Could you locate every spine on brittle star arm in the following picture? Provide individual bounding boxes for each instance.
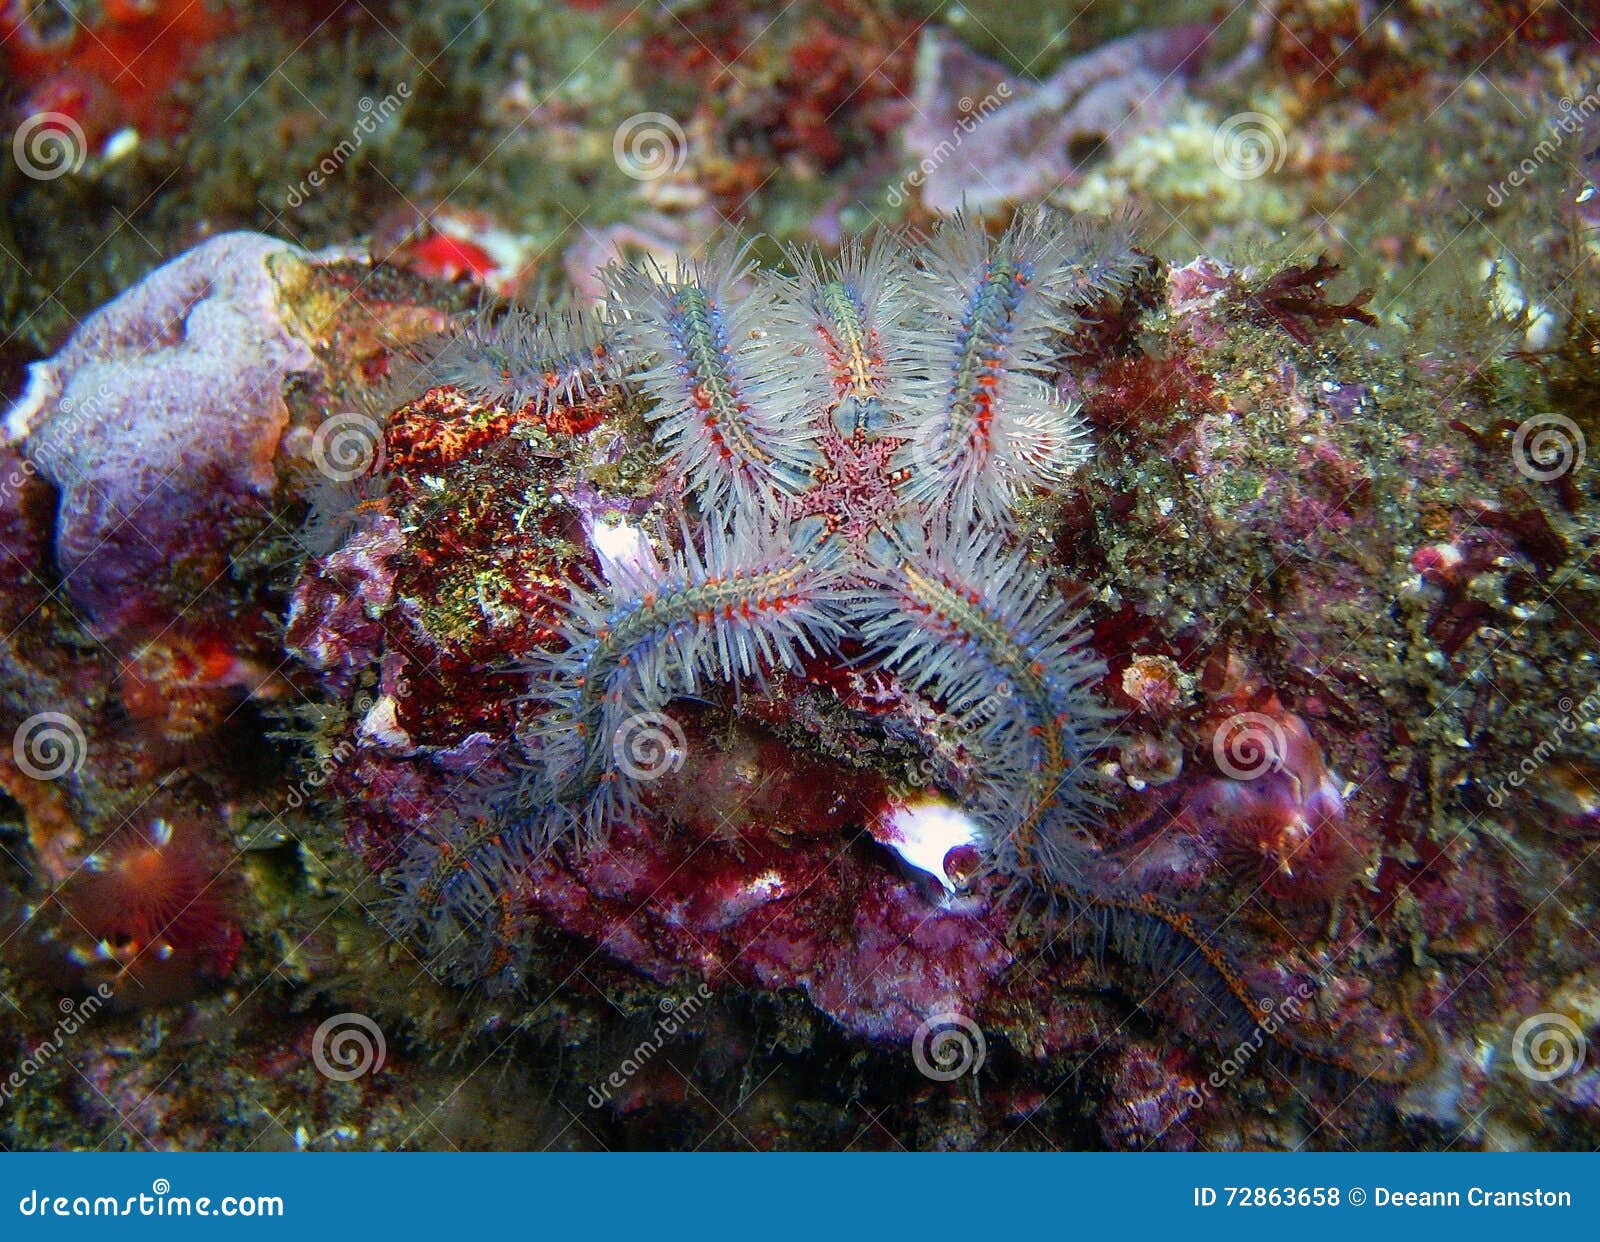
[524,521,849,848]
[409,302,622,414]
[900,211,1101,526]
[774,234,926,438]
[1078,892,1280,1049]
[854,526,1111,885]
[387,812,544,992]
[1092,892,1427,1081]
[603,242,829,514]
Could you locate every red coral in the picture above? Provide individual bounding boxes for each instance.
[396,233,498,286]
[1263,0,1590,108]
[769,3,919,172]
[385,383,613,472]
[1409,495,1577,656]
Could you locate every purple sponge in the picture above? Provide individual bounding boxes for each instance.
[4,233,315,635]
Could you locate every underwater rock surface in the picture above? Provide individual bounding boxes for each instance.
[4,209,1596,1150]
[1,0,1597,1154]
